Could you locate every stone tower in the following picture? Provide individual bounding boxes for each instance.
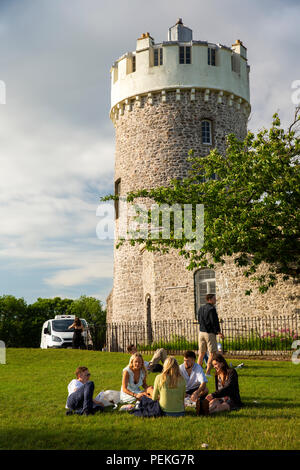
[106,20,298,324]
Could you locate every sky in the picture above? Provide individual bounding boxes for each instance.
[0,0,299,306]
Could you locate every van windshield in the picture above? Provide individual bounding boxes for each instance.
[52,319,87,332]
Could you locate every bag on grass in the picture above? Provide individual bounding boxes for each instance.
[128,395,163,418]
[94,390,120,407]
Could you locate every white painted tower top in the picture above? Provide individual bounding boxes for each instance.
[110,20,250,112]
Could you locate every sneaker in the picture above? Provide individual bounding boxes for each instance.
[65,410,73,416]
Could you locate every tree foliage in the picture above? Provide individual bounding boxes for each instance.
[106,113,300,294]
[0,295,106,348]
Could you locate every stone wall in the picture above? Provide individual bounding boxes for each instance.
[107,88,299,324]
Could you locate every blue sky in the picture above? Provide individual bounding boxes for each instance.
[0,0,299,305]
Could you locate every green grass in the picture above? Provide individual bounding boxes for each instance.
[0,348,299,450]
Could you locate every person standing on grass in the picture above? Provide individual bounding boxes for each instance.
[202,354,243,415]
[120,353,152,403]
[179,350,209,402]
[197,294,224,376]
[68,317,86,349]
[66,366,104,416]
[127,344,167,373]
[152,356,186,417]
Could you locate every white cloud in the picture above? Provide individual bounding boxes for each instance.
[44,257,113,287]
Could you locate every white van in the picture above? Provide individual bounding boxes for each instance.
[40,315,89,349]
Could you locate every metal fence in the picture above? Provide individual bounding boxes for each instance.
[100,315,299,357]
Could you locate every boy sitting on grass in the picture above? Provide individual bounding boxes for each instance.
[66,366,104,416]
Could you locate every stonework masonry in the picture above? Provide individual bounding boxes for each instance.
[106,89,299,323]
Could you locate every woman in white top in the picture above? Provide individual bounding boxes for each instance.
[120,353,150,403]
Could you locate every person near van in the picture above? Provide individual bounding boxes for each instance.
[152,356,186,417]
[127,344,167,372]
[68,317,86,349]
[66,366,104,415]
[197,294,224,376]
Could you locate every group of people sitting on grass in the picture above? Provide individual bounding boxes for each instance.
[65,345,243,417]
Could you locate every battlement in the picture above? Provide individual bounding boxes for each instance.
[110,21,250,112]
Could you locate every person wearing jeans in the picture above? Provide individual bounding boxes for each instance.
[66,366,104,415]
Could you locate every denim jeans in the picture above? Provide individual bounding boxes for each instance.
[67,381,95,414]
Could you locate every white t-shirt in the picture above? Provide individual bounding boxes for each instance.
[179,362,207,391]
[68,379,84,395]
[66,379,84,408]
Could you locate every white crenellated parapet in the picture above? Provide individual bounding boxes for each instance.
[110,87,251,124]
[110,28,250,113]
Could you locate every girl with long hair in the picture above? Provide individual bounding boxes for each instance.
[152,356,186,417]
[120,353,149,403]
[205,353,243,414]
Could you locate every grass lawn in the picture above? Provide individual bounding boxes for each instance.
[0,348,299,450]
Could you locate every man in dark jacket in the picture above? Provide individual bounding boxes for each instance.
[197,294,224,376]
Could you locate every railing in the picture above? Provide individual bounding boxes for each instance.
[100,315,299,356]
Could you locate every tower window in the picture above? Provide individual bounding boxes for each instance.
[208,47,216,66]
[114,178,121,219]
[194,269,216,318]
[179,46,191,64]
[201,120,212,145]
[154,47,163,66]
[127,55,136,74]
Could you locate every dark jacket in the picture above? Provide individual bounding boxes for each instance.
[197,303,221,335]
[212,368,243,409]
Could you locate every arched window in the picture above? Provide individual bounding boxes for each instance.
[194,269,216,318]
[201,120,212,145]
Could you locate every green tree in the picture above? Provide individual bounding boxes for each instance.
[104,113,300,294]
[0,295,28,347]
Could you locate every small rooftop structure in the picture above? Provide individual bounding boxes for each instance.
[168,18,193,42]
